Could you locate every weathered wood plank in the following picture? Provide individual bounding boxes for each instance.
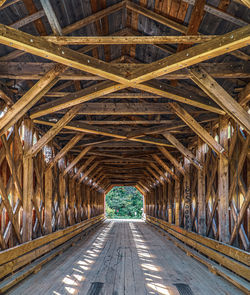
[44,35,218,45]
[169,102,225,155]
[129,25,250,83]
[162,131,202,169]
[190,66,250,134]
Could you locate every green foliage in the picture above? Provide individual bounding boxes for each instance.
[105,186,143,219]
[105,206,115,219]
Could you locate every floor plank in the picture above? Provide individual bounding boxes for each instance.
[7,220,244,295]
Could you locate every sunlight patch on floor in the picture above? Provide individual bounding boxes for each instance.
[129,222,179,295]
[52,222,114,295]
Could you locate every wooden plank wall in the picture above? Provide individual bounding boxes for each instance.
[0,118,105,250]
[145,119,249,251]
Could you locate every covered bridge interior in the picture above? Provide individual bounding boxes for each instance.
[0,0,249,294]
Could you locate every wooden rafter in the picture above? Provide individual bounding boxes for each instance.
[1,62,248,80]
[0,65,65,136]
[129,25,250,83]
[126,0,187,34]
[169,102,225,156]
[32,119,175,148]
[43,35,218,45]
[162,131,202,169]
[190,67,250,134]
[46,133,84,171]
[63,146,92,176]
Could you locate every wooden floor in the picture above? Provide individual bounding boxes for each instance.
[8,220,243,295]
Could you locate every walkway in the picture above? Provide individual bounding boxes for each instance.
[7,220,243,295]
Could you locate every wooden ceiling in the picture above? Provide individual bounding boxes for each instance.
[0,0,249,192]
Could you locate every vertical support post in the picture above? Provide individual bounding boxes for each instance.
[103,191,105,215]
[175,171,180,226]
[22,119,33,242]
[68,177,76,225]
[247,158,250,242]
[143,192,146,215]
[44,167,52,234]
[59,172,66,228]
[168,182,173,223]
[197,137,206,235]
[87,187,91,219]
[158,185,162,219]
[184,158,191,231]
[218,116,230,243]
[155,186,158,218]
[76,182,81,222]
[162,182,166,220]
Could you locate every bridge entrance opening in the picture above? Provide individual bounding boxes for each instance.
[105,186,144,219]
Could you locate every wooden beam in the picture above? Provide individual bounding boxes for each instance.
[25,104,83,157]
[10,10,45,30]
[0,83,14,106]
[129,25,250,83]
[44,167,52,234]
[1,135,23,200]
[162,131,202,169]
[181,0,248,26]
[135,184,145,195]
[87,166,102,184]
[126,0,187,34]
[4,19,245,100]
[0,177,22,243]
[46,133,84,171]
[218,116,230,243]
[169,102,225,155]
[33,119,174,148]
[63,146,92,176]
[152,154,178,181]
[44,35,217,45]
[30,81,126,118]
[230,188,250,245]
[177,0,205,53]
[40,0,62,36]
[133,81,224,115]
[0,0,7,6]
[190,66,250,134]
[66,120,174,125]
[147,167,163,184]
[33,102,174,118]
[88,151,154,163]
[79,162,99,183]
[0,1,126,61]
[22,119,33,242]
[22,0,47,36]
[0,65,65,136]
[150,162,170,184]
[237,0,250,8]
[239,83,250,107]
[73,156,96,180]
[0,24,126,84]
[1,62,249,80]
[197,137,206,235]
[175,172,181,226]
[184,158,192,231]
[62,1,125,35]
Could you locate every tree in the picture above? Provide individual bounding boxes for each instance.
[105,186,143,219]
